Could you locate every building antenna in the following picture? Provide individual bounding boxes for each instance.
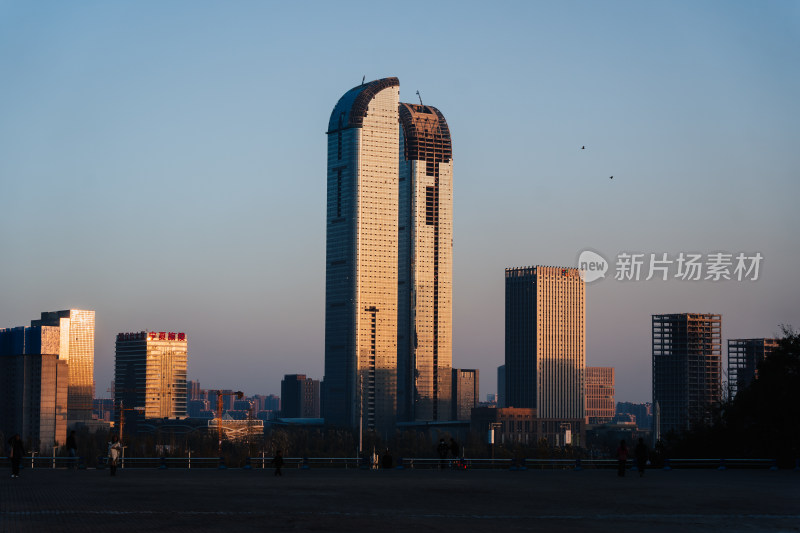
[362,75,365,85]
[416,90,423,106]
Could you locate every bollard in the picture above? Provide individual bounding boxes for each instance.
[159,457,168,470]
[718,458,726,471]
[396,457,405,470]
[243,456,252,470]
[574,458,583,471]
[770,459,778,471]
[663,458,671,471]
[218,456,227,469]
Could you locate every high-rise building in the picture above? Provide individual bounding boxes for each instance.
[505,266,585,443]
[497,365,506,408]
[451,369,479,421]
[652,313,721,437]
[32,309,95,424]
[585,367,615,424]
[114,331,188,430]
[397,102,453,423]
[281,374,321,418]
[728,338,779,399]
[324,77,400,434]
[0,325,69,453]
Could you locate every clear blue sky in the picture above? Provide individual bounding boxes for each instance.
[1,1,798,402]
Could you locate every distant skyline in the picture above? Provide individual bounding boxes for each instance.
[1,1,798,403]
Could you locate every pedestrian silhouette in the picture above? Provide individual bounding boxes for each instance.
[437,438,449,469]
[635,438,648,477]
[8,434,25,478]
[272,449,284,477]
[616,439,628,477]
[108,435,121,477]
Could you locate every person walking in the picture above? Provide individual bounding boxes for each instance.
[66,430,78,469]
[437,438,449,470]
[8,434,25,478]
[108,435,121,477]
[634,438,648,478]
[616,439,628,477]
[272,449,284,477]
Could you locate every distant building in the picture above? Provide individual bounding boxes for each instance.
[616,402,652,429]
[497,365,506,408]
[32,310,95,425]
[451,369,479,421]
[114,331,188,430]
[281,374,320,418]
[585,367,615,424]
[187,380,202,401]
[728,338,779,398]
[471,407,584,447]
[505,266,585,442]
[652,314,721,437]
[0,325,69,453]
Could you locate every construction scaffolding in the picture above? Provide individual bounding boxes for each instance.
[727,338,779,399]
[652,314,721,436]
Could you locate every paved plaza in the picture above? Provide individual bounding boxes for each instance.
[1,466,798,532]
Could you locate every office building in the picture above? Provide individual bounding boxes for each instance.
[114,331,188,430]
[281,374,321,418]
[397,102,453,422]
[585,367,615,424]
[324,77,400,434]
[505,266,585,441]
[451,369,479,421]
[32,309,95,425]
[0,325,69,453]
[652,313,721,437]
[728,338,779,398]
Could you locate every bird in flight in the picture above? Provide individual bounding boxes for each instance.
[609,176,613,179]
[581,146,585,150]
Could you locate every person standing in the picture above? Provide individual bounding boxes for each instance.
[272,449,284,477]
[66,430,78,469]
[8,434,25,478]
[634,438,648,478]
[616,439,628,477]
[108,435,121,477]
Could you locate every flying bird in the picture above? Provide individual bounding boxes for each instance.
[609,176,613,179]
[581,146,585,150]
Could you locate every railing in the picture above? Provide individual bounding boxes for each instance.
[0,456,793,470]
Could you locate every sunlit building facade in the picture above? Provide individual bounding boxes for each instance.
[114,331,188,428]
[451,369,478,421]
[397,102,453,422]
[33,309,95,424]
[0,325,69,453]
[505,266,585,443]
[585,367,615,424]
[324,77,400,434]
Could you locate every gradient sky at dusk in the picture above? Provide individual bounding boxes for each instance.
[1,1,798,403]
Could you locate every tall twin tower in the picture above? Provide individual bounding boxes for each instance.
[324,77,453,434]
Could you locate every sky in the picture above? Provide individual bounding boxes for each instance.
[1,1,798,403]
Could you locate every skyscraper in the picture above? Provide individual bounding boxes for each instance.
[0,325,69,453]
[505,266,585,442]
[652,313,721,436]
[397,102,453,422]
[325,77,400,434]
[33,309,95,424]
[727,338,778,399]
[114,331,188,428]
